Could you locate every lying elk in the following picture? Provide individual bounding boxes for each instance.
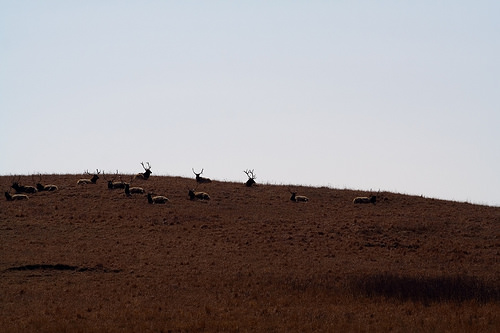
[188,188,210,201]
[36,174,58,192]
[289,188,309,202]
[353,196,377,204]
[243,169,257,187]
[103,170,128,189]
[5,191,29,201]
[193,168,211,183]
[135,162,152,180]
[77,169,101,185]
[11,177,37,194]
[147,193,169,204]
[124,183,145,196]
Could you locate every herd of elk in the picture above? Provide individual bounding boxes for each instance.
[135,162,152,180]
[4,164,379,206]
[77,169,101,185]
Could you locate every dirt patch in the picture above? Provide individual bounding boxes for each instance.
[6,264,122,273]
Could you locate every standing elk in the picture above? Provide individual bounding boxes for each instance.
[11,176,37,194]
[289,188,309,202]
[188,188,210,201]
[147,192,169,204]
[353,196,377,204]
[36,174,58,192]
[243,169,257,187]
[124,183,145,196]
[135,162,152,180]
[5,191,29,201]
[192,168,212,183]
[103,170,128,189]
[77,169,101,185]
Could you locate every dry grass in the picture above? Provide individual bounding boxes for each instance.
[1,174,499,332]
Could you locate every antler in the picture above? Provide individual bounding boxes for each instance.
[192,168,204,176]
[244,169,256,179]
[116,170,125,182]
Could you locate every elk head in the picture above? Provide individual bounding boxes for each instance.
[243,169,257,187]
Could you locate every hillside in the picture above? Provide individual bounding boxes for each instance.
[1,174,499,332]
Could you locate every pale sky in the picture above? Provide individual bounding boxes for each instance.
[1,1,499,206]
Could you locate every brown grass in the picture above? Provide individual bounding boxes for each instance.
[1,174,499,332]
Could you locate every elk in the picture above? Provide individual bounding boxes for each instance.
[192,168,212,183]
[289,188,309,202]
[36,174,58,192]
[77,169,101,185]
[188,188,210,201]
[11,176,37,194]
[124,183,145,196]
[135,162,152,180]
[5,191,29,201]
[147,193,169,204]
[103,170,128,189]
[353,196,377,204]
[243,169,257,187]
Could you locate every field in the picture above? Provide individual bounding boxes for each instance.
[1,174,499,332]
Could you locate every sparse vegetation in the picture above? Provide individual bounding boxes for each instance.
[1,174,499,332]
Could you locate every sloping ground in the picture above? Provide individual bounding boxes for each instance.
[1,174,499,332]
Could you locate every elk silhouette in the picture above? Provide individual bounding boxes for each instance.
[103,170,128,189]
[188,188,210,201]
[77,169,101,185]
[243,169,257,187]
[353,196,376,204]
[124,183,145,196]
[192,168,212,183]
[147,193,169,204]
[135,162,152,180]
[5,191,29,201]
[289,188,309,202]
[36,174,58,192]
[11,176,37,194]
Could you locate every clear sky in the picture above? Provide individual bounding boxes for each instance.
[1,1,499,206]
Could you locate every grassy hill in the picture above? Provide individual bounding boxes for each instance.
[1,174,499,332]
